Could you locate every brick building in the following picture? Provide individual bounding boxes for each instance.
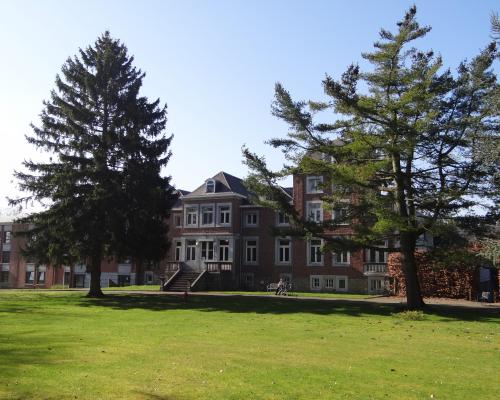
[0,218,151,290]
[0,219,66,289]
[1,170,433,294]
[163,171,398,294]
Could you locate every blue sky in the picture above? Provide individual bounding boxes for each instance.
[0,0,497,212]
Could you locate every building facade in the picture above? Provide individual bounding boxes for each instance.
[1,170,434,294]
[163,171,403,294]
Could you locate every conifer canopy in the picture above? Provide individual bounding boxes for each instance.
[244,7,498,309]
[11,32,177,297]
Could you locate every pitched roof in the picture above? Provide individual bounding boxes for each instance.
[282,187,293,198]
[184,171,250,198]
[172,189,191,209]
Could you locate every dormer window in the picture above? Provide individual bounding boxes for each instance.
[206,179,215,193]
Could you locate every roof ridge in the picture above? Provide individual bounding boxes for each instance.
[219,171,231,190]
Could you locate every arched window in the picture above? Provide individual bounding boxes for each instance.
[206,179,215,193]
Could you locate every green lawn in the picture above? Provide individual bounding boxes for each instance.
[0,291,498,400]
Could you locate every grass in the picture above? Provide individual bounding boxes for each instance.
[0,290,498,400]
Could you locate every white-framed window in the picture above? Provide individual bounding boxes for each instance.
[37,266,46,284]
[332,207,349,225]
[325,277,335,289]
[219,239,230,261]
[277,211,290,226]
[336,276,348,291]
[186,240,196,261]
[310,276,321,290]
[365,241,388,263]
[369,278,384,293]
[217,204,231,226]
[306,176,323,193]
[185,205,198,227]
[200,241,215,261]
[244,238,258,264]
[276,238,291,264]
[244,211,259,227]
[25,264,35,284]
[307,201,323,223]
[333,250,350,265]
[201,205,215,226]
[308,239,323,265]
[206,179,215,193]
[174,241,182,261]
[4,231,11,244]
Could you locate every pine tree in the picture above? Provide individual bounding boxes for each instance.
[118,134,177,285]
[10,32,177,297]
[243,7,498,309]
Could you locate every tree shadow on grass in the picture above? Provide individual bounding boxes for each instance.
[77,293,500,323]
[133,391,187,400]
[0,331,77,395]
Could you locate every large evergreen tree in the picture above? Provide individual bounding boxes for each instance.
[244,7,498,309]
[10,32,177,297]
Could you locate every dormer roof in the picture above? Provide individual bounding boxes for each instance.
[185,171,250,198]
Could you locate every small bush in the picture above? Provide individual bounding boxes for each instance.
[392,310,426,321]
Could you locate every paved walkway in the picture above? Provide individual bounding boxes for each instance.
[101,289,500,310]
[7,288,499,310]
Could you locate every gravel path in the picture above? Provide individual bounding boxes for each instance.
[102,289,500,310]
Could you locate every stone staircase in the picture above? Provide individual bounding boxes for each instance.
[164,268,201,292]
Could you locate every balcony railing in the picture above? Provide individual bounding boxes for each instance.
[363,263,388,274]
[205,262,233,273]
[164,261,181,273]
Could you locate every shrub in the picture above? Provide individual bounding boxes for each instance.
[392,310,426,321]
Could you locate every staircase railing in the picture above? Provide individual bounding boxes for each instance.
[165,261,181,273]
[163,262,183,290]
[190,270,208,291]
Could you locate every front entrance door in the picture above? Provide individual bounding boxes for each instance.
[368,277,385,294]
[185,240,197,270]
[199,241,215,271]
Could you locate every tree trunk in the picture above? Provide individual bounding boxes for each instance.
[87,253,104,298]
[400,233,425,309]
[135,259,144,286]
